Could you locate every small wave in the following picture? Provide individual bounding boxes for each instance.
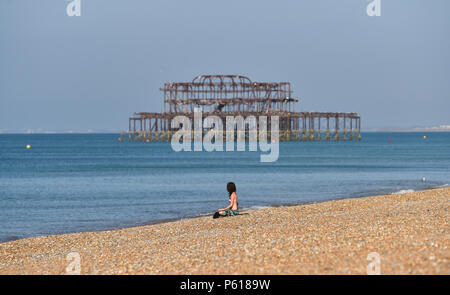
[242,205,272,211]
[391,189,415,195]
[436,184,449,188]
[194,212,214,217]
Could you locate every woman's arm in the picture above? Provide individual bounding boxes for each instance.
[218,194,235,211]
[219,202,232,211]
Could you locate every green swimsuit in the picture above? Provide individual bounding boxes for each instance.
[221,209,239,216]
[221,198,239,216]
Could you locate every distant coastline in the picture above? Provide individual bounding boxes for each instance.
[1,128,450,134]
[365,125,450,132]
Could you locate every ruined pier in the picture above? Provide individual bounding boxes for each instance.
[127,75,361,142]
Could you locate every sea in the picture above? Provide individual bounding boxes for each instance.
[0,132,449,243]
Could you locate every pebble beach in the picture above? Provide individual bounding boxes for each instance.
[0,187,448,275]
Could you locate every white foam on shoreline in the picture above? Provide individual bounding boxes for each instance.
[194,212,214,217]
[392,189,415,195]
[242,205,272,211]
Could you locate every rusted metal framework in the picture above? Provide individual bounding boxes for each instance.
[127,75,361,142]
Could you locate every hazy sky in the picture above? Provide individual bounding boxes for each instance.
[1,0,449,132]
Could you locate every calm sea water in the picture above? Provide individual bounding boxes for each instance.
[0,132,449,243]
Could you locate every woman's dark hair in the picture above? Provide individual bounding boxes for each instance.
[227,182,236,196]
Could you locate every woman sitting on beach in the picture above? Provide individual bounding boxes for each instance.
[215,182,239,217]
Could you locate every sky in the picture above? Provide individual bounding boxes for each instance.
[0,0,449,132]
